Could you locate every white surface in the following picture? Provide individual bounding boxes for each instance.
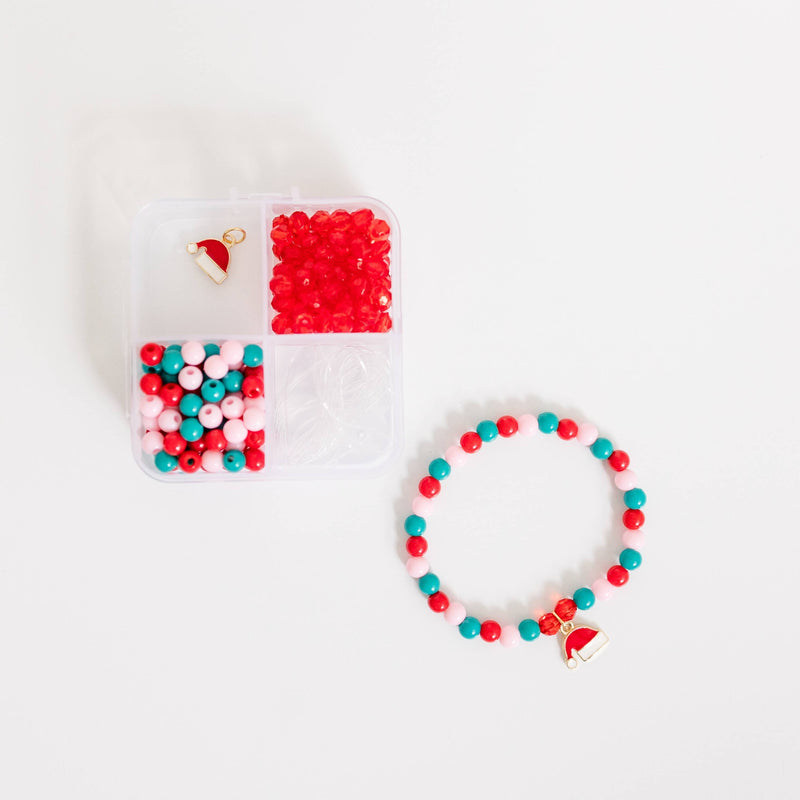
[2,2,799,798]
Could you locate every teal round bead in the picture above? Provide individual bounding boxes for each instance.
[223,370,244,393]
[141,363,162,374]
[573,587,596,610]
[538,412,558,434]
[160,350,184,375]
[161,373,178,384]
[201,379,225,403]
[404,514,427,536]
[418,573,440,595]
[243,344,263,367]
[204,343,220,357]
[620,548,642,570]
[591,437,613,459]
[165,344,182,352]
[459,616,481,639]
[223,450,246,472]
[179,418,203,442]
[428,458,451,480]
[624,488,647,509]
[179,393,203,417]
[154,451,178,472]
[476,420,499,442]
[518,619,540,641]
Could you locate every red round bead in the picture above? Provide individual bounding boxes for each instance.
[406,536,428,557]
[203,430,227,451]
[419,475,441,498]
[140,342,164,366]
[622,509,645,530]
[244,447,265,471]
[159,382,184,407]
[538,613,561,636]
[557,419,578,440]
[554,598,577,621]
[242,376,264,398]
[162,432,187,456]
[178,450,202,473]
[607,450,630,472]
[243,365,264,379]
[187,437,207,454]
[428,592,449,613]
[245,429,266,449]
[607,565,630,586]
[480,620,501,642]
[496,415,519,437]
[139,373,162,395]
[460,431,482,453]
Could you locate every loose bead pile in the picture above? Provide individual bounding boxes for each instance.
[269,209,392,334]
[404,413,647,648]
[138,341,266,474]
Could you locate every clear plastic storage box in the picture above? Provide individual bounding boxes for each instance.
[129,194,402,481]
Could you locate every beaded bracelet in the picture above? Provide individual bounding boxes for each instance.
[403,412,647,670]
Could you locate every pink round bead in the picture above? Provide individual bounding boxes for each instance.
[141,415,159,432]
[444,445,467,468]
[220,395,245,419]
[591,577,614,601]
[443,601,467,626]
[517,414,538,435]
[622,528,646,550]
[226,440,246,451]
[201,450,224,472]
[138,394,164,417]
[242,408,265,432]
[223,418,247,444]
[243,395,267,410]
[219,340,245,366]
[412,496,434,517]
[406,557,430,578]
[198,403,223,429]
[178,365,203,390]
[500,625,521,648]
[157,408,182,432]
[141,431,164,455]
[180,341,206,366]
[576,423,599,446]
[203,354,228,380]
[614,469,638,491]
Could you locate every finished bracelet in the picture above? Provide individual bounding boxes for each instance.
[403,412,647,670]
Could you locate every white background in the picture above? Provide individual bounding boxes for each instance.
[2,2,799,798]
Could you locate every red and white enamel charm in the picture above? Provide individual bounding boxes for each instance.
[187,227,246,284]
[561,620,609,669]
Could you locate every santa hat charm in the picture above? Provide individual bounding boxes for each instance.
[186,227,246,284]
[562,621,609,669]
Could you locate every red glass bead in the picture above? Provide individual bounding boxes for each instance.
[608,450,630,472]
[140,342,164,366]
[538,613,561,636]
[496,415,519,437]
[203,430,227,451]
[480,620,501,642]
[178,450,202,473]
[428,592,449,613]
[557,419,578,440]
[406,536,428,557]
[554,598,577,621]
[242,376,264,398]
[460,431,482,453]
[369,218,390,240]
[607,565,630,586]
[244,447,265,471]
[162,432,187,456]
[623,509,645,530]
[419,476,441,498]
[245,429,266,449]
[139,373,162,395]
[159,382,183,407]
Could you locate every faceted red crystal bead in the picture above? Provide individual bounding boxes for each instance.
[460,431,482,453]
[242,376,264,398]
[480,620,501,642]
[244,447,265,471]
[608,450,630,472]
[496,415,519,437]
[162,432,187,456]
[139,373,162,395]
[428,592,449,613]
[178,450,201,473]
[538,613,561,636]
[140,343,164,366]
[245,429,265,449]
[419,476,441,498]
[607,565,630,586]
[203,430,227,452]
[159,383,183,407]
[557,419,578,440]
[554,598,577,621]
[406,536,428,557]
[623,509,645,530]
